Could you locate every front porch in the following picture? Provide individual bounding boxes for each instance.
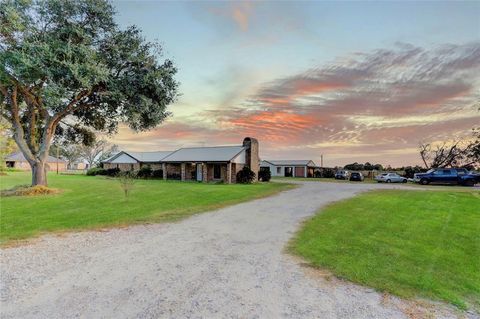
[162,162,242,183]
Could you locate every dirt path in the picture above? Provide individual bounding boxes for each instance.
[0,182,465,318]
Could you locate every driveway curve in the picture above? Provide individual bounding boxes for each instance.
[0,182,460,318]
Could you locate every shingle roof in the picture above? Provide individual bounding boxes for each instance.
[102,151,173,163]
[262,160,316,167]
[127,151,173,162]
[161,146,245,162]
[5,152,67,163]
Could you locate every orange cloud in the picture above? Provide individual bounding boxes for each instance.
[231,2,253,31]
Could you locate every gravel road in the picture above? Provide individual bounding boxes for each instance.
[0,182,469,319]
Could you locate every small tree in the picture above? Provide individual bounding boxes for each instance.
[79,139,118,168]
[236,166,256,184]
[0,0,178,186]
[118,171,136,199]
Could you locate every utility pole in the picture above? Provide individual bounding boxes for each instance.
[321,154,324,168]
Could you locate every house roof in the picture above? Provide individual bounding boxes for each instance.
[102,151,173,163]
[5,152,67,163]
[161,146,245,162]
[261,160,317,167]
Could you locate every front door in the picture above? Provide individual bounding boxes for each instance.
[196,164,203,181]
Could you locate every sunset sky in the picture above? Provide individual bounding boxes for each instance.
[111,1,480,167]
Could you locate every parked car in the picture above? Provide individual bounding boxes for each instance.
[335,170,349,180]
[349,172,364,181]
[375,172,407,183]
[414,168,480,186]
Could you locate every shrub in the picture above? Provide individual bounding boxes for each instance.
[167,173,181,180]
[105,167,120,177]
[236,166,256,184]
[86,167,106,176]
[137,165,153,178]
[152,169,164,178]
[258,167,271,182]
[322,168,335,178]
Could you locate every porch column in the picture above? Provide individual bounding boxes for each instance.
[202,163,208,183]
[304,166,307,178]
[181,163,186,181]
[162,163,167,180]
[227,162,232,184]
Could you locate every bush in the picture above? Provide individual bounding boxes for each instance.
[137,165,153,178]
[236,166,256,184]
[105,167,120,177]
[152,169,163,178]
[167,173,181,180]
[86,167,106,176]
[313,168,335,178]
[258,167,271,182]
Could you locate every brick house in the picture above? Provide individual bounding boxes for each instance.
[102,137,259,184]
[5,152,67,171]
[260,160,317,178]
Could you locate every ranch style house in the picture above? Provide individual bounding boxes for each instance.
[5,152,67,172]
[102,137,259,184]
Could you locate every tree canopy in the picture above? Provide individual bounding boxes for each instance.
[0,0,178,185]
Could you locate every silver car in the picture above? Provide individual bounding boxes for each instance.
[375,172,407,183]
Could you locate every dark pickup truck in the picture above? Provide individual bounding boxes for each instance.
[413,168,480,186]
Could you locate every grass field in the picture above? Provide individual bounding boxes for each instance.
[291,189,480,311]
[0,172,293,244]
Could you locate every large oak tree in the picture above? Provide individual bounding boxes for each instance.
[0,0,178,186]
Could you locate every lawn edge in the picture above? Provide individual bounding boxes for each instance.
[1,182,298,248]
[285,189,479,315]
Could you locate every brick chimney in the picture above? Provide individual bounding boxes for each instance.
[243,137,259,181]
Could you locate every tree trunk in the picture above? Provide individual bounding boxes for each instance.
[31,161,48,186]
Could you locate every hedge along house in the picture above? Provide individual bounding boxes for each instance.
[102,137,259,184]
[260,160,317,178]
[5,152,67,171]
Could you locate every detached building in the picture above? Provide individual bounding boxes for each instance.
[5,152,67,171]
[102,137,259,184]
[260,160,317,178]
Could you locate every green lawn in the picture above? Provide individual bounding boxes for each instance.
[0,172,293,244]
[291,190,480,311]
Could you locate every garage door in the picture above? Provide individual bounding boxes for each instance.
[294,166,305,177]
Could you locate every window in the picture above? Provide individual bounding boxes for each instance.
[276,167,281,174]
[130,164,134,171]
[442,169,452,175]
[213,164,221,179]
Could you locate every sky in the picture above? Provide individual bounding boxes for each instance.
[111,1,480,167]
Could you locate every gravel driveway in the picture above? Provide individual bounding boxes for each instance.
[0,182,466,319]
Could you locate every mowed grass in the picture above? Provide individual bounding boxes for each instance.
[291,190,480,311]
[0,172,293,244]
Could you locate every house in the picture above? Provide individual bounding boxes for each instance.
[260,160,317,178]
[67,161,90,170]
[102,151,173,171]
[5,152,67,171]
[102,137,259,184]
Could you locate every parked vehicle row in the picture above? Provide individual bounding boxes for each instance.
[332,168,479,186]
